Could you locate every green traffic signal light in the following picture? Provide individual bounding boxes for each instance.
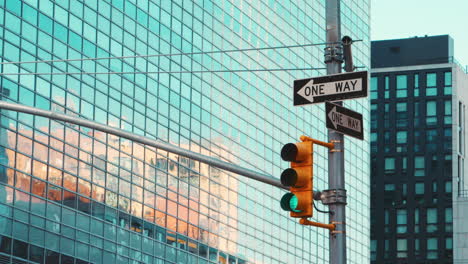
[280,193,301,212]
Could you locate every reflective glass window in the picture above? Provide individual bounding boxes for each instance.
[427,208,437,232]
[415,156,425,177]
[427,73,437,87]
[371,77,378,99]
[384,76,389,99]
[414,182,424,194]
[396,209,407,233]
[384,158,395,173]
[396,75,407,98]
[444,72,452,85]
[446,238,453,249]
[444,72,452,95]
[396,239,407,258]
[427,238,438,259]
[396,131,407,144]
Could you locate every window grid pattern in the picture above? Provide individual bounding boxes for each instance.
[0,0,370,263]
[370,68,454,264]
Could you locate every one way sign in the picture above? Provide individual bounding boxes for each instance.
[325,102,364,140]
[294,71,367,106]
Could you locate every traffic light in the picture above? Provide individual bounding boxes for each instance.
[280,141,313,218]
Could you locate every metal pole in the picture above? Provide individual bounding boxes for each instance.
[324,0,347,264]
[0,101,287,190]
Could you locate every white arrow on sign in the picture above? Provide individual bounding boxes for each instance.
[327,106,362,133]
[297,78,363,103]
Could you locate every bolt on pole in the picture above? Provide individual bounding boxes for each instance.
[325,0,347,264]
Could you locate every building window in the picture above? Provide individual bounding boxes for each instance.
[445,237,453,259]
[464,104,466,155]
[384,103,390,128]
[459,102,465,155]
[414,130,422,152]
[371,132,377,153]
[427,73,437,86]
[427,238,438,259]
[384,239,390,259]
[444,72,452,95]
[396,102,407,127]
[385,158,395,173]
[459,156,466,193]
[384,209,390,233]
[396,75,407,97]
[426,73,437,96]
[371,103,378,129]
[430,156,439,171]
[385,183,395,191]
[396,239,407,258]
[415,156,425,176]
[396,209,407,233]
[396,131,407,152]
[426,101,437,125]
[371,77,378,99]
[445,207,453,232]
[414,102,420,126]
[414,208,420,232]
[446,237,453,249]
[384,76,390,99]
[427,208,437,232]
[371,240,377,261]
[396,102,407,116]
[415,238,420,256]
[445,128,452,151]
[426,129,437,142]
[445,100,452,124]
[397,131,407,143]
[426,129,437,152]
[444,72,452,85]
[445,181,452,193]
[384,131,392,153]
[414,73,419,96]
[402,157,407,173]
[415,183,424,195]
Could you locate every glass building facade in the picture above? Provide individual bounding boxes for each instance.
[0,0,370,263]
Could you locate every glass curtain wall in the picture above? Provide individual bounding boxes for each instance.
[0,0,370,263]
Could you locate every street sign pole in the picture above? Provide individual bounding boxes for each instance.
[325,1,347,264]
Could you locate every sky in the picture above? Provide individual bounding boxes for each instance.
[371,0,468,67]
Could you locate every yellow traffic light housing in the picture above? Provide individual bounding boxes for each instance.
[280,141,313,218]
[279,136,336,230]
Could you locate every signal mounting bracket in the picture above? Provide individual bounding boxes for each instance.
[320,189,347,205]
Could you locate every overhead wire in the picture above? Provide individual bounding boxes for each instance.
[0,41,354,66]
[0,67,328,76]
[0,66,368,76]
[0,40,363,76]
